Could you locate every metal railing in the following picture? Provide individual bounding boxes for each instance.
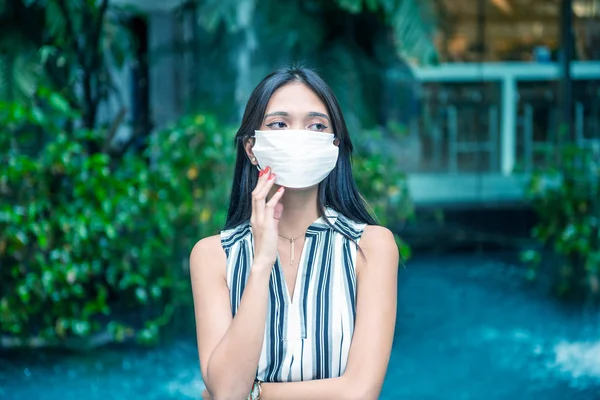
[406,61,600,175]
[519,101,600,173]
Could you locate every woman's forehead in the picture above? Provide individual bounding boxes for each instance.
[265,83,328,115]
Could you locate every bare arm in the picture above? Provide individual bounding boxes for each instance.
[259,225,399,400]
[190,238,271,400]
[191,169,285,400]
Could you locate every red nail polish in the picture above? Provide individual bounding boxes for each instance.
[265,166,271,173]
[269,174,276,180]
[277,187,284,192]
[258,170,264,177]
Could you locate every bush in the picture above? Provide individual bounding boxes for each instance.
[353,127,414,261]
[0,92,412,348]
[0,91,235,347]
[522,143,600,302]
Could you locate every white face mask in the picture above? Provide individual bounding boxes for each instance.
[252,130,339,188]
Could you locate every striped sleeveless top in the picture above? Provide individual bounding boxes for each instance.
[220,207,367,382]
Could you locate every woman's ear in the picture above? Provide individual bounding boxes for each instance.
[244,136,258,165]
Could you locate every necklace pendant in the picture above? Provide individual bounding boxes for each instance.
[290,238,295,267]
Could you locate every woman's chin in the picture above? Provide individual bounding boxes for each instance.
[280,184,319,191]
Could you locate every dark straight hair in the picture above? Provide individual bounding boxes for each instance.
[224,66,378,232]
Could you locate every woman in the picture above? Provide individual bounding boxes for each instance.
[190,67,398,400]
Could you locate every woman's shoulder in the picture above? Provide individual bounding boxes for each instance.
[356,225,398,276]
[363,225,398,263]
[361,225,395,247]
[191,234,222,253]
[190,234,225,260]
[189,234,226,279]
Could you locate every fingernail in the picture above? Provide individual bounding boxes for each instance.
[265,166,271,173]
[277,187,284,192]
[268,174,276,180]
[258,170,264,177]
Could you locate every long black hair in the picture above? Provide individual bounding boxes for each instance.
[224,66,378,231]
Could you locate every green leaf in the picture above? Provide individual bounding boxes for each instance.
[150,285,162,299]
[15,230,28,246]
[71,320,91,337]
[135,287,148,304]
[105,224,116,239]
[39,45,57,66]
[48,92,71,113]
[137,325,158,346]
[31,106,46,124]
[0,51,41,103]
[335,0,363,13]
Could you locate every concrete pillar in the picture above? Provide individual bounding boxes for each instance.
[500,75,517,176]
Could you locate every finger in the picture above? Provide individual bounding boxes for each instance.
[266,186,285,208]
[252,167,271,221]
[273,202,284,224]
[252,166,270,195]
[255,172,277,208]
[265,186,285,220]
[256,166,270,187]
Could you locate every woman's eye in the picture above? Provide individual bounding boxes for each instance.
[309,123,328,131]
[266,122,287,129]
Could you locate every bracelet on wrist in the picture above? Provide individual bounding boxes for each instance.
[247,379,262,400]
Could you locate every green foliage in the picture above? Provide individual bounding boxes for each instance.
[333,0,438,65]
[353,128,415,261]
[147,113,237,256]
[0,90,234,346]
[197,0,437,64]
[0,0,134,129]
[179,0,437,130]
[0,37,42,103]
[522,143,600,301]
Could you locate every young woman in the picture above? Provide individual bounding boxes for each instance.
[190,67,398,400]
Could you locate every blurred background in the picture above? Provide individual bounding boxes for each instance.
[1,0,599,398]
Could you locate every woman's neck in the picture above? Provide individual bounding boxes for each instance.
[275,186,320,238]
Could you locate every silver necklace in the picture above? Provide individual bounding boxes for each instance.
[278,233,303,266]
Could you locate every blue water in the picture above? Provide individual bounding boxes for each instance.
[1,253,599,399]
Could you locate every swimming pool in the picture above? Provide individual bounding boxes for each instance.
[1,253,599,399]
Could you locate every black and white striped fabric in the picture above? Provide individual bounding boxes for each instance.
[220,207,367,382]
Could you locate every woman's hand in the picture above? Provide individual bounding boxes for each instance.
[201,388,211,400]
[251,166,285,268]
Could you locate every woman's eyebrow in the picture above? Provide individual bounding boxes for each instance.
[308,111,330,121]
[263,111,288,120]
[263,111,330,121]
